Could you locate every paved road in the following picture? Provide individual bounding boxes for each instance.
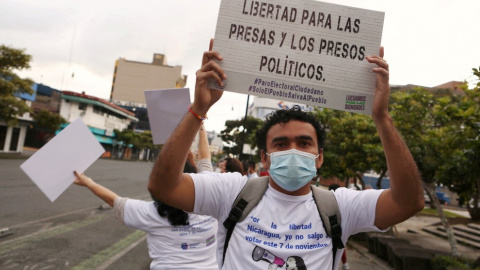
[0,158,153,269]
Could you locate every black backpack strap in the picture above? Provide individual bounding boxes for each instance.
[222,176,269,264]
[329,214,344,270]
[311,186,344,270]
[222,198,248,263]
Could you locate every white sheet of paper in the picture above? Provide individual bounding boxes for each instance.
[144,88,191,145]
[210,0,385,114]
[20,118,105,202]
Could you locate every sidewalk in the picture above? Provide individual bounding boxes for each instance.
[343,241,393,270]
[344,211,479,270]
[0,147,36,159]
[394,213,479,260]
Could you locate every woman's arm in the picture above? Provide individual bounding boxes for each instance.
[197,124,214,172]
[74,171,119,207]
[198,125,211,161]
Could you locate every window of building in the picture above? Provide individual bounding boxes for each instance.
[0,125,7,151]
[9,127,20,151]
[93,105,103,114]
[79,103,87,110]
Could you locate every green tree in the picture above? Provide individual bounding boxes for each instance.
[138,131,154,150]
[390,87,460,256]
[219,116,263,160]
[0,45,34,126]
[114,129,155,159]
[314,108,385,189]
[32,109,67,133]
[434,73,480,221]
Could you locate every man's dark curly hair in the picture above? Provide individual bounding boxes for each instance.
[256,105,326,152]
[151,161,197,226]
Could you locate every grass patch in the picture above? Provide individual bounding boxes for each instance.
[432,255,479,270]
[420,208,467,218]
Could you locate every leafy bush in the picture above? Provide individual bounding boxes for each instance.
[431,255,479,270]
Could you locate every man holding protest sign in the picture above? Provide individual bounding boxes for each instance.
[148,35,424,269]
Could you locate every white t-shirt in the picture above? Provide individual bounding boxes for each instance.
[114,198,219,270]
[191,172,385,270]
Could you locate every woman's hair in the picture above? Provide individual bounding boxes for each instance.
[329,183,340,191]
[153,198,189,226]
[152,161,197,226]
[224,157,245,175]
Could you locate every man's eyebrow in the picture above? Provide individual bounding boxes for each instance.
[296,135,314,141]
[271,135,314,144]
[271,136,288,143]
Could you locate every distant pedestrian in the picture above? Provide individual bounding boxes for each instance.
[258,168,270,177]
[247,160,258,179]
[217,157,245,175]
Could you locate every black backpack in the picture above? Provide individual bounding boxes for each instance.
[223,176,345,269]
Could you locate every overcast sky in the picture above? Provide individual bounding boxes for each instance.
[2,0,479,132]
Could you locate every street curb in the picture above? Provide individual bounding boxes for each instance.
[349,240,394,270]
[0,154,30,159]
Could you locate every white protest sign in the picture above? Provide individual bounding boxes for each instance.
[211,0,384,114]
[144,88,191,145]
[20,118,105,202]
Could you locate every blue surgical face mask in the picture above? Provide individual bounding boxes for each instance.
[266,149,319,192]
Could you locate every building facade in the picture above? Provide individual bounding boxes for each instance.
[390,81,465,94]
[0,86,36,153]
[110,54,187,104]
[59,91,138,155]
[0,105,32,153]
[111,100,150,132]
[190,129,224,156]
[31,84,62,113]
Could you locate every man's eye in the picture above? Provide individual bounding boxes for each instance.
[299,140,312,147]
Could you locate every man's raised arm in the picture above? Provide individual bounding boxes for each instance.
[367,47,424,230]
[148,39,226,212]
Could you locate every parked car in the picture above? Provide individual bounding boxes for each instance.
[469,198,480,208]
[436,191,450,205]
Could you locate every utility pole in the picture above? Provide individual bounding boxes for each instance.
[239,95,250,160]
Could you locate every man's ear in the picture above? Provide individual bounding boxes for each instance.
[316,148,324,169]
[260,150,269,170]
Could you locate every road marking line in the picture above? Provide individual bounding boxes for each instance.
[96,231,148,270]
[71,230,147,270]
[6,194,149,230]
[7,206,101,229]
[0,212,110,255]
